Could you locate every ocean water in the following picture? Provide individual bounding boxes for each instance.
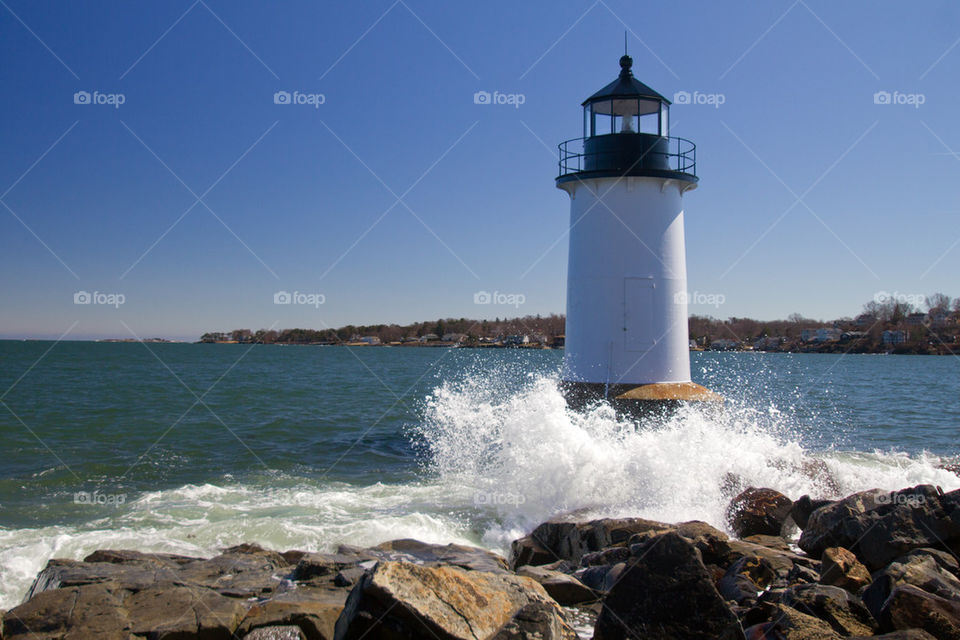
[0,341,958,608]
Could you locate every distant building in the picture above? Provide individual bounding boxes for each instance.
[929,312,953,328]
[855,313,877,327]
[753,336,783,350]
[359,336,381,345]
[882,330,907,345]
[841,331,867,342]
[504,335,529,346]
[442,333,466,343]
[551,335,566,348]
[801,328,842,343]
[420,333,439,342]
[905,313,927,326]
[710,339,739,351]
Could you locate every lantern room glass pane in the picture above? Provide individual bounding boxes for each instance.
[660,103,669,135]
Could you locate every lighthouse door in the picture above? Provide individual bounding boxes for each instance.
[624,277,655,352]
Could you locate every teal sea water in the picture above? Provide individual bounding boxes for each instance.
[1,340,959,607]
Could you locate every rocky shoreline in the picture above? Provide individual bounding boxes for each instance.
[2,484,959,639]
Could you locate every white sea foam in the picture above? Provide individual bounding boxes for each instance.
[1,375,957,609]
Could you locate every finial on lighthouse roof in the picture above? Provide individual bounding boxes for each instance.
[619,54,633,77]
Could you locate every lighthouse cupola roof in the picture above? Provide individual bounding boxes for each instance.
[582,55,669,108]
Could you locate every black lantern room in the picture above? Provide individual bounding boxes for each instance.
[557,55,696,185]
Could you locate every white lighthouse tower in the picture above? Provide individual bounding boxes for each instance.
[557,54,719,412]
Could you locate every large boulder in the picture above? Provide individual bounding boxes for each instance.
[743,604,841,639]
[862,548,960,621]
[509,517,671,568]
[791,495,834,531]
[125,584,247,639]
[876,584,960,638]
[780,584,877,636]
[237,588,346,640]
[514,566,596,605]
[798,486,960,571]
[727,487,793,538]
[819,547,872,592]
[368,539,509,573]
[3,583,132,640]
[333,561,575,640]
[593,531,744,640]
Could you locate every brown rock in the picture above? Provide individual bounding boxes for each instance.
[780,584,877,636]
[820,547,871,592]
[3,583,132,640]
[744,603,841,639]
[237,589,344,640]
[515,566,597,605]
[878,584,960,639]
[125,584,246,639]
[727,487,793,538]
[334,560,574,640]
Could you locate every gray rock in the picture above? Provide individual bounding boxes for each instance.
[798,485,960,571]
[237,587,346,640]
[369,538,509,573]
[510,517,672,568]
[515,565,597,605]
[862,548,960,621]
[593,531,744,640]
[491,602,580,640]
[243,626,307,640]
[125,584,247,639]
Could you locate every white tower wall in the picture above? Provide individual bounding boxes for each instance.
[560,175,695,387]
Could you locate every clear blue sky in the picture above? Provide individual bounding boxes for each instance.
[2,1,959,340]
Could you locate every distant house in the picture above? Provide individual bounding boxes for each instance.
[882,330,907,345]
[442,333,466,343]
[929,312,953,328]
[420,333,439,342]
[710,339,738,351]
[855,313,877,327]
[753,336,783,350]
[551,335,566,348]
[359,336,381,345]
[504,335,529,346]
[905,313,927,326]
[801,328,842,343]
[841,331,867,342]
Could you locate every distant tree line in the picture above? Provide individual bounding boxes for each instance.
[199,314,566,345]
[200,293,960,354]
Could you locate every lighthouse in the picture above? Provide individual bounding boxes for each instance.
[556,54,720,413]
